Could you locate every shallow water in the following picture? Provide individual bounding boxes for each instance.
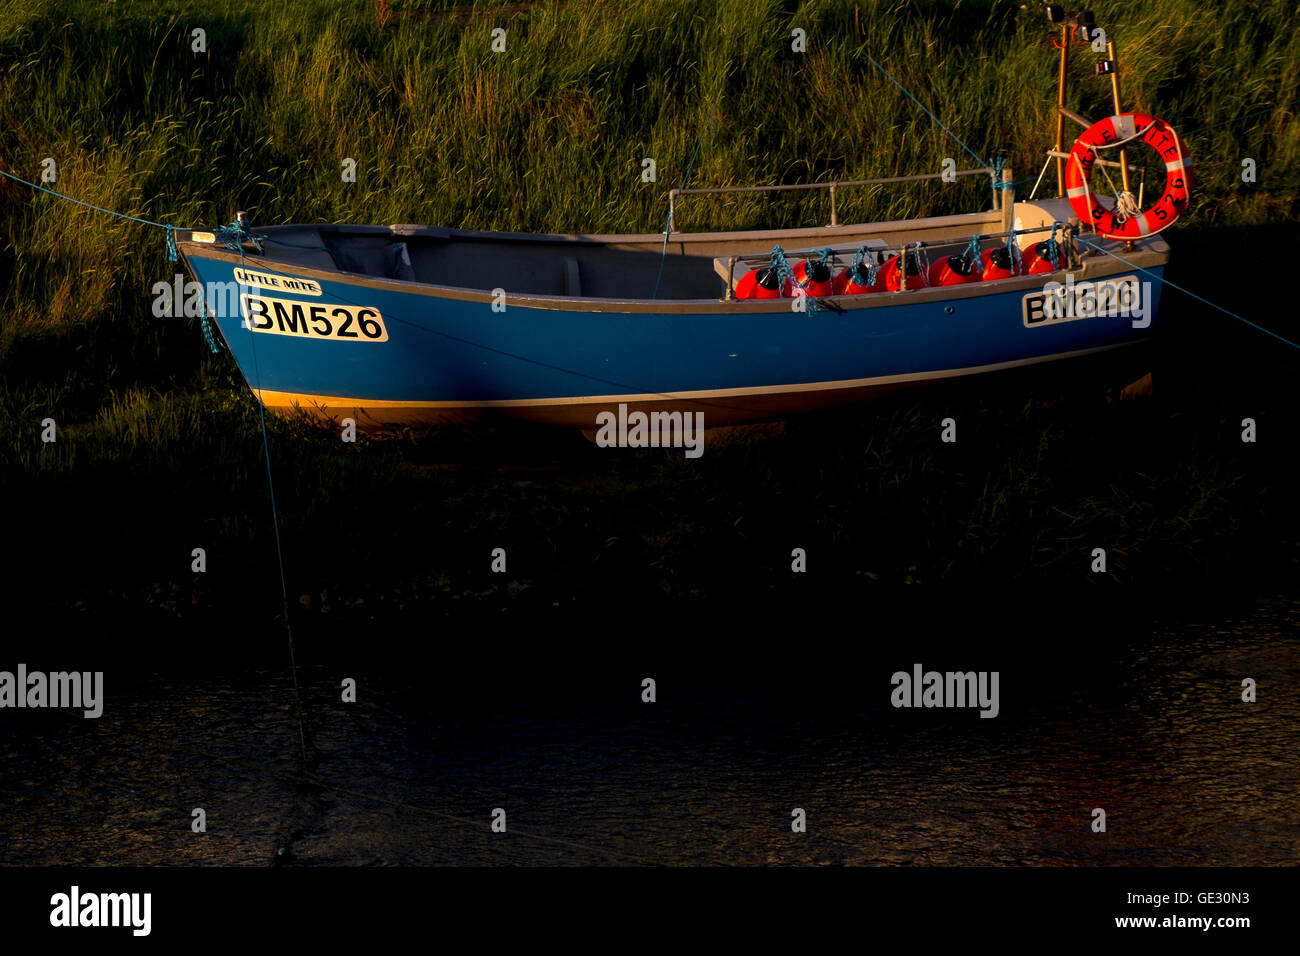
[2,597,1297,866]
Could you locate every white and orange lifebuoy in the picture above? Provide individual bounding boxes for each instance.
[1064,112,1193,240]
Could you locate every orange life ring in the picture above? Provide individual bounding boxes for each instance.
[1064,112,1193,240]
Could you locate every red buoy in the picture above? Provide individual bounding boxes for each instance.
[881,251,929,291]
[792,258,835,298]
[1020,241,1060,275]
[927,254,980,287]
[980,247,1023,281]
[834,261,883,295]
[735,266,789,299]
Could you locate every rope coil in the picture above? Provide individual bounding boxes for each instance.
[770,244,821,315]
[217,219,265,255]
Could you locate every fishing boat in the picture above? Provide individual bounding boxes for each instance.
[175,9,1191,432]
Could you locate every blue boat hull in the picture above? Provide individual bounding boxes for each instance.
[181,249,1162,429]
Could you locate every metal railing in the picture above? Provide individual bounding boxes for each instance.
[666,166,997,233]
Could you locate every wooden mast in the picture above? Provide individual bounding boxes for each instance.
[1054,19,1070,197]
[1106,39,1132,198]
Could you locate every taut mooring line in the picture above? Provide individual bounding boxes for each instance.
[864,52,987,168]
[1075,236,1300,351]
[652,70,726,299]
[233,224,312,769]
[0,162,312,765]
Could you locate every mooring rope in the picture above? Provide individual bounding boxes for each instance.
[866,53,985,167]
[0,167,175,235]
[1181,96,1300,137]
[229,222,311,770]
[0,165,783,418]
[185,741,887,866]
[6,159,1293,355]
[0,166,313,771]
[651,84,724,300]
[163,744,665,866]
[217,219,264,255]
[1076,235,1300,351]
[865,53,1016,209]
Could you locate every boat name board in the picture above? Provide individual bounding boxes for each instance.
[233,267,322,296]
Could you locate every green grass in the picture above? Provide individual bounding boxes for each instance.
[2,0,1298,615]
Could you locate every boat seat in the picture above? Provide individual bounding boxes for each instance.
[563,256,582,296]
[392,242,416,281]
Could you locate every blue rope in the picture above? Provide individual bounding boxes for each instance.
[0,167,170,229]
[990,155,1014,206]
[770,244,797,289]
[1,166,182,264]
[847,246,879,287]
[1075,236,1300,351]
[1005,229,1021,275]
[1,166,231,351]
[1046,221,1062,271]
[962,234,984,274]
[991,156,1016,187]
[770,244,821,315]
[2,164,302,763]
[865,54,985,167]
[1182,96,1300,137]
[235,218,309,767]
[652,92,723,300]
[216,219,264,255]
[198,310,221,354]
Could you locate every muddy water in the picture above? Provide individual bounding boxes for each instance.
[1,597,1296,866]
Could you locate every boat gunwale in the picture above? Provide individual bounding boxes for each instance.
[178,241,1170,314]
[191,208,1008,249]
[176,199,1170,314]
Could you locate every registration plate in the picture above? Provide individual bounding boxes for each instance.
[240,293,389,342]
